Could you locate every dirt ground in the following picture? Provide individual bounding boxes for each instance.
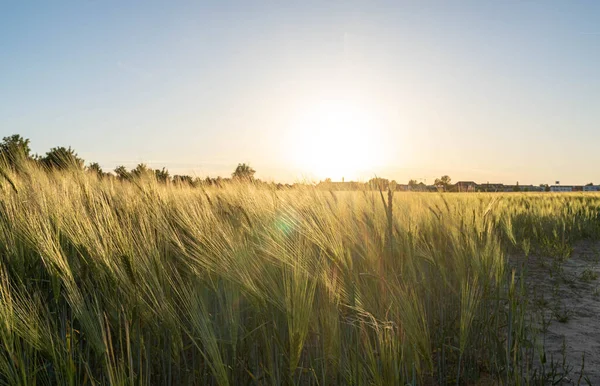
[511,241,600,384]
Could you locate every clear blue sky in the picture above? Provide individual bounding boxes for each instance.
[1,1,599,184]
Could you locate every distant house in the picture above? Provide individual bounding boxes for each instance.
[584,185,600,192]
[519,185,544,192]
[550,185,573,192]
[479,183,505,192]
[403,182,429,192]
[455,181,476,192]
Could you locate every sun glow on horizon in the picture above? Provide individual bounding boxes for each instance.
[285,94,389,181]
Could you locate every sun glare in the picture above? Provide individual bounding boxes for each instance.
[287,95,386,181]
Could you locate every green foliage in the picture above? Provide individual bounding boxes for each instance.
[114,165,130,180]
[368,177,389,190]
[231,163,255,181]
[173,174,193,186]
[128,164,171,183]
[434,175,451,190]
[131,163,151,178]
[87,162,105,177]
[154,167,170,183]
[39,146,84,170]
[0,134,31,167]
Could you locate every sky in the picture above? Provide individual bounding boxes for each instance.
[1,1,599,184]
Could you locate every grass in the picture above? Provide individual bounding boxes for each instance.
[552,306,574,324]
[1,161,600,384]
[580,268,599,283]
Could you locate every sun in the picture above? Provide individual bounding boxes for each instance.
[286,95,385,181]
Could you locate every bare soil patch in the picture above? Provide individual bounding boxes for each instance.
[511,241,600,384]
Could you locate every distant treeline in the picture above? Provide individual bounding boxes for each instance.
[1,134,586,192]
[0,134,298,189]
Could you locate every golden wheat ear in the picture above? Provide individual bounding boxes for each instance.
[0,166,17,193]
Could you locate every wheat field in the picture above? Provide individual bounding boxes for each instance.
[1,162,599,385]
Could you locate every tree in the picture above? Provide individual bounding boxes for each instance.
[39,146,84,170]
[87,162,105,177]
[0,134,31,167]
[434,175,451,191]
[408,179,418,191]
[173,175,193,186]
[114,165,130,180]
[131,163,152,178]
[513,182,520,192]
[368,177,389,190]
[154,167,170,183]
[232,163,256,181]
[586,182,594,186]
